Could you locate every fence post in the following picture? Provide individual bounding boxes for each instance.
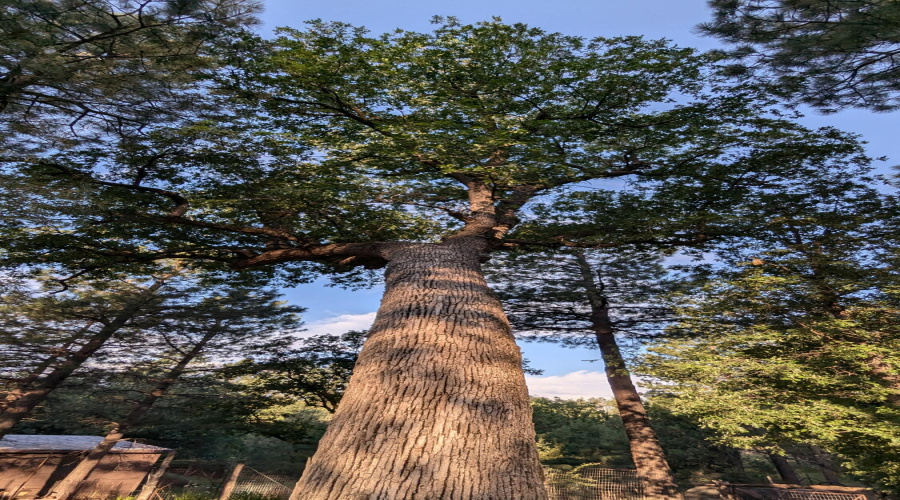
[135,451,176,500]
[218,463,244,500]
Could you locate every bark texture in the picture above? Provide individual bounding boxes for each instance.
[290,240,547,500]
[573,251,681,500]
[767,453,802,485]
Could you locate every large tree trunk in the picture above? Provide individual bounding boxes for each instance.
[572,251,681,500]
[0,280,165,439]
[289,240,547,500]
[50,329,215,500]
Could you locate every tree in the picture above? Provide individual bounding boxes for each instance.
[47,285,303,500]
[226,331,365,414]
[489,248,681,499]
[0,269,303,440]
[0,272,174,438]
[639,185,900,493]
[700,0,900,112]
[531,397,762,485]
[5,19,878,499]
[0,0,260,145]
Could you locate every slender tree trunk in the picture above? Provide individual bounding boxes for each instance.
[767,453,802,485]
[572,251,681,500]
[218,464,245,500]
[290,240,547,500]
[725,448,745,474]
[135,451,176,500]
[808,445,842,485]
[1,321,96,413]
[50,329,214,500]
[0,281,165,439]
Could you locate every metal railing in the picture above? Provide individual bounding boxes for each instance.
[231,467,295,499]
[544,467,647,500]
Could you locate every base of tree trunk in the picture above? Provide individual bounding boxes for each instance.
[289,241,547,500]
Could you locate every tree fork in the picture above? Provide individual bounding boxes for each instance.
[290,239,547,500]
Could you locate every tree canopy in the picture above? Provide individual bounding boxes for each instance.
[1,16,891,499]
[700,0,900,112]
[3,18,876,276]
[639,184,900,492]
[0,0,261,145]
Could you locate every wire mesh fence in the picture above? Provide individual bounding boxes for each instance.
[544,467,647,500]
[729,487,869,500]
[231,467,296,499]
[216,466,645,500]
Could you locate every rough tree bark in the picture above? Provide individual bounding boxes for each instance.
[808,445,842,485]
[134,451,176,500]
[289,238,547,500]
[572,250,681,500]
[767,453,802,485]
[0,280,167,439]
[50,328,216,500]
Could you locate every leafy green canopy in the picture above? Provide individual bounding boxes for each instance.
[700,0,900,112]
[639,185,900,493]
[2,19,874,281]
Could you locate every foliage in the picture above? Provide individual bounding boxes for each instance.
[224,331,365,413]
[0,269,303,390]
[1,18,876,282]
[530,397,773,485]
[639,185,900,492]
[531,397,632,467]
[487,248,670,346]
[0,0,261,145]
[700,0,900,112]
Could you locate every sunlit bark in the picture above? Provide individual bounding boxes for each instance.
[290,239,547,500]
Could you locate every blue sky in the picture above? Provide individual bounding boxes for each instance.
[259,0,898,397]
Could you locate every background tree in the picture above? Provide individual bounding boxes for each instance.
[488,248,681,499]
[226,331,365,414]
[700,0,900,112]
[639,185,900,493]
[0,271,175,438]
[531,397,780,485]
[47,284,303,500]
[0,269,303,439]
[3,18,880,500]
[0,0,261,145]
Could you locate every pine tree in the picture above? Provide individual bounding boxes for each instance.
[488,248,680,499]
[47,285,303,500]
[700,0,900,112]
[0,0,260,144]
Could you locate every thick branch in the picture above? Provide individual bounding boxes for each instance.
[230,242,400,269]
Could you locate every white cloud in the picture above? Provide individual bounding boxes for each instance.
[525,370,614,400]
[300,312,377,337]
